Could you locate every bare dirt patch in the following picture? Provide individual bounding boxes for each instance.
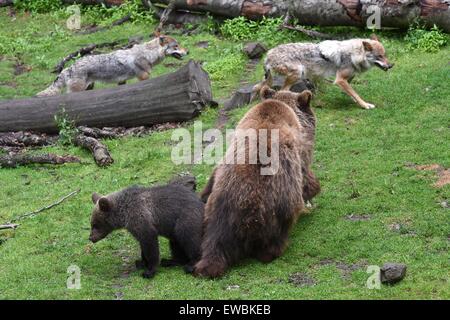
[288,272,316,287]
[407,163,450,188]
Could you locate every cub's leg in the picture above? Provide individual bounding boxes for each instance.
[134,228,160,279]
[302,169,321,202]
[67,79,88,93]
[86,82,95,91]
[161,240,189,268]
[255,236,288,263]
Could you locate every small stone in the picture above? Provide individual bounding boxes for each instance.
[195,41,209,49]
[345,214,371,221]
[389,223,402,231]
[243,42,267,59]
[380,263,407,284]
[440,201,449,209]
[226,285,240,290]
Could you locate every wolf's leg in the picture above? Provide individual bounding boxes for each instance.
[335,70,375,109]
[282,66,303,91]
[137,72,149,81]
[67,79,88,93]
[86,82,94,91]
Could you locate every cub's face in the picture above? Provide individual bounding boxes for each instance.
[159,35,188,60]
[89,193,114,243]
[260,85,312,111]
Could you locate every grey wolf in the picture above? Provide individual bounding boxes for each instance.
[194,87,316,278]
[89,183,204,278]
[37,35,188,97]
[258,35,393,109]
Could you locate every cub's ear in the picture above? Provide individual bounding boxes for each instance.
[370,34,379,42]
[362,41,373,52]
[98,197,112,212]
[92,192,102,204]
[297,90,312,108]
[260,85,276,100]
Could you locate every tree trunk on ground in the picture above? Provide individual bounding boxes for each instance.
[153,0,450,32]
[0,153,80,168]
[0,60,213,134]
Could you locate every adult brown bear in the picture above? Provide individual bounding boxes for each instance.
[194,86,320,278]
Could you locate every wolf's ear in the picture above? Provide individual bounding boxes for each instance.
[297,90,312,108]
[362,41,373,52]
[370,34,379,42]
[92,192,102,204]
[159,36,167,45]
[260,85,276,100]
[98,197,112,212]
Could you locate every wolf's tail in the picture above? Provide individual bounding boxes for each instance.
[36,70,67,97]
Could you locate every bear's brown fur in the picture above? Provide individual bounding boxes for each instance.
[89,183,204,278]
[195,87,319,278]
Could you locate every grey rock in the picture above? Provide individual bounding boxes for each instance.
[243,42,267,59]
[381,263,407,284]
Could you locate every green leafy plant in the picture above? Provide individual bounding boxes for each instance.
[82,0,155,26]
[203,51,246,83]
[219,17,298,46]
[14,0,63,13]
[54,108,78,146]
[405,22,447,52]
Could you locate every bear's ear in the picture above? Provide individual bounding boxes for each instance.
[297,90,312,108]
[370,34,379,42]
[98,197,112,212]
[260,85,276,100]
[92,192,102,204]
[362,41,373,52]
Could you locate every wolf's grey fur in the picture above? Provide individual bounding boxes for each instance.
[89,183,204,278]
[37,36,187,97]
[259,36,393,109]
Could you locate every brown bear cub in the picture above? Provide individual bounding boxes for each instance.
[89,182,204,279]
[195,86,320,278]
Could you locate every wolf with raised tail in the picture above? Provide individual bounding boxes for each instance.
[256,35,393,110]
[37,35,188,97]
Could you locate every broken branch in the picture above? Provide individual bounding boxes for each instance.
[8,189,81,224]
[0,224,19,230]
[74,134,114,167]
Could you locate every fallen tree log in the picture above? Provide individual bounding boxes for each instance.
[0,60,213,133]
[0,131,57,148]
[152,0,450,32]
[0,153,80,168]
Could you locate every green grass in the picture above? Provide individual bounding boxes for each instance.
[0,9,449,300]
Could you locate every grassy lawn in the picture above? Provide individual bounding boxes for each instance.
[0,8,449,300]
